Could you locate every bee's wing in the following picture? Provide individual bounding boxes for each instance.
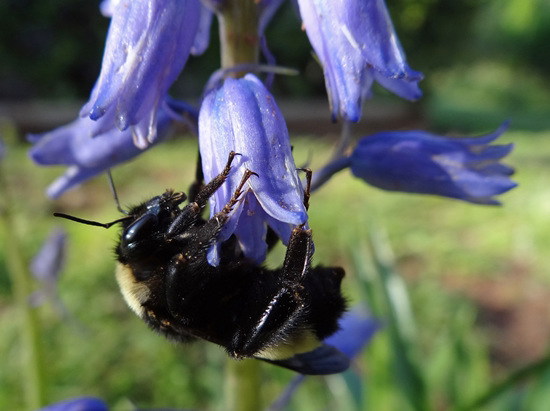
[258,343,350,375]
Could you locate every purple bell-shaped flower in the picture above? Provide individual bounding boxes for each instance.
[199,73,308,265]
[350,123,516,204]
[81,0,201,147]
[29,103,178,198]
[296,0,423,121]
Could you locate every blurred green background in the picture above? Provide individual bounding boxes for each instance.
[0,0,549,410]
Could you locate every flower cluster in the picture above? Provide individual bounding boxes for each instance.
[29,0,516,258]
[29,0,515,269]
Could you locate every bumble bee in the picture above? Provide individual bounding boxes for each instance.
[56,152,348,375]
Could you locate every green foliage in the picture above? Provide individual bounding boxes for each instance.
[1,123,550,409]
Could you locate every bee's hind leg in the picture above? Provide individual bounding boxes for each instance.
[279,167,314,282]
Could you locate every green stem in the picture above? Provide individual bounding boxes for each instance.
[224,359,262,411]
[217,2,263,410]
[0,167,45,410]
[218,0,260,71]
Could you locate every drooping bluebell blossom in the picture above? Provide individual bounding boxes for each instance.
[80,0,200,147]
[324,305,380,358]
[268,305,379,411]
[37,396,108,411]
[29,227,67,308]
[28,103,179,198]
[313,123,516,205]
[296,0,423,121]
[350,123,516,204]
[199,73,308,265]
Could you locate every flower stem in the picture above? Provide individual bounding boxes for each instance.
[311,156,352,192]
[218,0,260,72]
[224,359,262,411]
[0,167,45,410]
[332,121,354,160]
[217,2,263,410]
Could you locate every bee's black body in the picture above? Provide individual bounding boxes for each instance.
[111,154,348,374]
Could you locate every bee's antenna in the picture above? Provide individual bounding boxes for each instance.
[53,213,133,229]
[107,169,128,214]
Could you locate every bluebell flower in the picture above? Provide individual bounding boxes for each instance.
[199,73,308,265]
[346,123,516,205]
[37,396,108,411]
[80,0,200,147]
[28,103,177,198]
[29,227,67,307]
[296,0,423,121]
[324,305,380,359]
[268,305,379,411]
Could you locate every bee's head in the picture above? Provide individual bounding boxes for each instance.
[54,189,188,267]
[118,190,187,263]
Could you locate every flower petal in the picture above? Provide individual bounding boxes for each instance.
[349,123,517,204]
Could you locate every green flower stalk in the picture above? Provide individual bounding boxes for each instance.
[218,0,260,70]
[216,1,263,409]
[225,358,261,411]
[0,155,45,410]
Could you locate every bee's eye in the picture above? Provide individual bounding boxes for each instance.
[123,213,158,246]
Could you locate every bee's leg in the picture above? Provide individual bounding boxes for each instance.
[278,167,314,281]
[197,169,257,242]
[187,149,204,203]
[175,170,256,258]
[281,226,313,283]
[225,171,316,358]
[279,167,347,341]
[228,228,313,358]
[193,151,240,208]
[167,151,238,236]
